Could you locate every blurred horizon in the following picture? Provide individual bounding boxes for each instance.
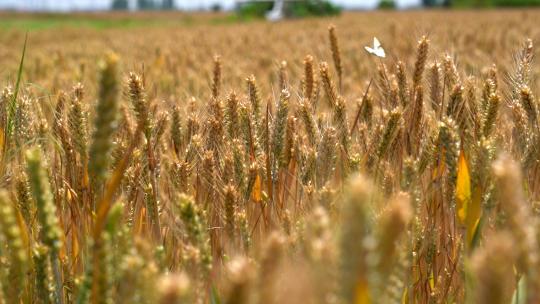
[0,0,421,12]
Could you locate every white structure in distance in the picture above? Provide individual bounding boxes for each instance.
[265,0,284,21]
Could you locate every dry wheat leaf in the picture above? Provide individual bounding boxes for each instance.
[456,148,471,225]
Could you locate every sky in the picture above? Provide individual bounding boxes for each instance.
[0,0,422,11]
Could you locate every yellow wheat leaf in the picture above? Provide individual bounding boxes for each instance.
[355,279,371,304]
[401,287,409,304]
[82,160,90,188]
[455,149,471,225]
[72,231,80,265]
[466,186,483,246]
[154,54,165,68]
[15,208,29,253]
[252,174,262,203]
[0,128,4,152]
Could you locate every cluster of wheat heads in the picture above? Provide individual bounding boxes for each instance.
[0,23,540,304]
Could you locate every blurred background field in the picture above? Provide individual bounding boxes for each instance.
[0,8,538,107]
[1,0,540,11]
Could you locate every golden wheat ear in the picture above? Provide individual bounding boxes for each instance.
[211,55,222,100]
[328,25,342,91]
[224,257,254,304]
[0,190,28,301]
[471,232,517,304]
[89,52,120,189]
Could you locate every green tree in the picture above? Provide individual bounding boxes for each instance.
[451,0,494,7]
[494,0,540,6]
[138,0,158,10]
[112,0,129,10]
[162,0,174,9]
[379,0,396,9]
[237,0,340,19]
[422,0,441,6]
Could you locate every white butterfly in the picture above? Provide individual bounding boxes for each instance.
[365,37,386,58]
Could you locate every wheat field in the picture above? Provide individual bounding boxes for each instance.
[0,9,540,304]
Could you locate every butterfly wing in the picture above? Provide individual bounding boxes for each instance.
[373,37,381,49]
[366,38,386,58]
[365,46,375,54]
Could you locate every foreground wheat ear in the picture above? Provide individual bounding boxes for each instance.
[1,18,540,304]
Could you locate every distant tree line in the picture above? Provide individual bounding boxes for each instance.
[112,0,540,11]
[451,0,540,7]
[422,0,539,7]
[380,0,539,8]
[112,0,175,10]
[237,0,341,19]
[421,0,450,6]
